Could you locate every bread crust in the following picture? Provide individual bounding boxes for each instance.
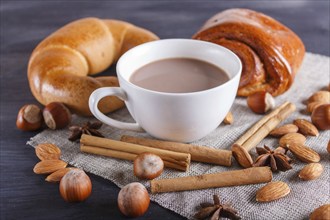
[193,8,305,96]
[28,18,159,116]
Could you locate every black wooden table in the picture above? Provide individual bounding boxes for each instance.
[1,1,329,219]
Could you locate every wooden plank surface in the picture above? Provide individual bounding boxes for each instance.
[0,1,329,219]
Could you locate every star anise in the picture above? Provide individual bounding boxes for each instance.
[68,121,104,141]
[253,145,292,172]
[194,195,241,220]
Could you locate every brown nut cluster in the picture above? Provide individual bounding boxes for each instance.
[17,102,72,131]
[32,143,92,202]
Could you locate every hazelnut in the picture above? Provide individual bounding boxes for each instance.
[307,91,330,104]
[247,91,275,114]
[16,104,43,131]
[311,104,330,130]
[59,169,92,202]
[117,182,150,217]
[310,204,330,220]
[134,153,164,180]
[43,102,71,129]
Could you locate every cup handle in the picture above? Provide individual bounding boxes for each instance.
[89,87,144,132]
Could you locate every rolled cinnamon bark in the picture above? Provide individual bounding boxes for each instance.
[232,102,296,168]
[193,8,305,96]
[120,135,232,166]
[80,134,191,171]
[150,167,272,193]
[240,102,296,151]
[80,145,185,171]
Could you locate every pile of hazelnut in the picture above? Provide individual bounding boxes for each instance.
[118,152,165,217]
[16,102,71,131]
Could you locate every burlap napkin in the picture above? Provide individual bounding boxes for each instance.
[28,52,330,220]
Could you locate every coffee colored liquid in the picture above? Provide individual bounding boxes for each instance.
[129,58,229,93]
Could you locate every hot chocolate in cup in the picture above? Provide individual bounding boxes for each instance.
[89,39,242,142]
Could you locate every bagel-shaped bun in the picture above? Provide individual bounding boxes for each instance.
[28,18,159,116]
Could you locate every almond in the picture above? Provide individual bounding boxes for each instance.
[35,143,61,161]
[298,163,323,180]
[45,167,75,182]
[33,160,67,174]
[256,181,290,202]
[307,102,323,113]
[232,144,253,168]
[308,91,330,104]
[223,112,233,125]
[269,124,298,137]
[288,144,320,163]
[310,204,330,220]
[294,119,319,136]
[279,133,306,148]
[327,140,330,154]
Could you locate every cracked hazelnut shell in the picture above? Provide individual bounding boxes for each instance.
[16,104,43,131]
[247,91,275,114]
[43,102,71,129]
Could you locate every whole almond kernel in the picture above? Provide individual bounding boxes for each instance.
[310,204,330,220]
[294,119,319,136]
[279,133,306,148]
[223,112,233,125]
[45,168,75,182]
[287,144,320,163]
[327,140,330,154]
[35,143,61,161]
[307,102,323,113]
[269,124,299,137]
[299,163,323,180]
[256,181,290,202]
[308,91,330,104]
[33,160,67,174]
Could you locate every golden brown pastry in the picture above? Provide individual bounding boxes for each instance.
[28,18,159,116]
[193,8,305,96]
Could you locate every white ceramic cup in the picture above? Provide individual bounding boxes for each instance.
[89,39,242,142]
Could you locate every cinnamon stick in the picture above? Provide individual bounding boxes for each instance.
[80,134,191,171]
[120,135,232,166]
[232,102,296,168]
[235,102,287,145]
[150,167,272,193]
[241,102,296,151]
[80,145,185,171]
